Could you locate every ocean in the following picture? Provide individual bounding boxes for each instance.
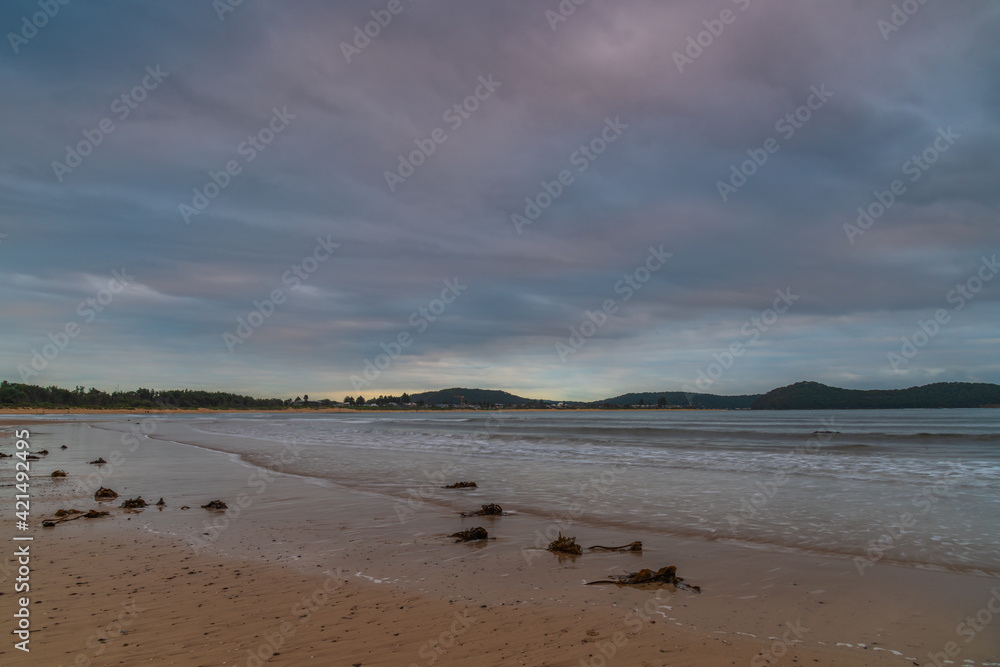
[107,407,1000,575]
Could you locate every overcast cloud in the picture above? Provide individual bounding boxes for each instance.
[1,0,998,400]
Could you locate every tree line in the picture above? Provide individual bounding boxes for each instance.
[0,382,287,409]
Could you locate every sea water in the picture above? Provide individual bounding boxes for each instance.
[151,408,1000,574]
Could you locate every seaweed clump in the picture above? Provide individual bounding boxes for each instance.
[201,500,228,510]
[450,527,489,542]
[95,487,119,500]
[121,497,148,509]
[588,541,642,552]
[88,458,107,465]
[461,503,502,517]
[548,532,582,555]
[586,566,700,593]
[444,481,477,489]
[51,470,68,477]
[47,508,110,524]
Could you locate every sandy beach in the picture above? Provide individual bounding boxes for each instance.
[5,526,935,667]
[2,418,998,666]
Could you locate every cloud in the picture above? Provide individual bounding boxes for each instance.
[1,0,997,399]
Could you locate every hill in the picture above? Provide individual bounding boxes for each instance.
[594,391,760,409]
[751,381,1000,410]
[408,387,535,406]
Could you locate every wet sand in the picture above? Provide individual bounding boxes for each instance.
[2,419,998,666]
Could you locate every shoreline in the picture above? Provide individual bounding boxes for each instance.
[3,407,995,416]
[33,415,999,578]
[3,418,998,665]
[0,407,715,414]
[4,527,801,667]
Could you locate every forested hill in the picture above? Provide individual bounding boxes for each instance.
[6,381,997,411]
[408,388,533,405]
[595,391,760,409]
[751,381,1000,410]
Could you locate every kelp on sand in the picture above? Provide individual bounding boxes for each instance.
[585,566,700,593]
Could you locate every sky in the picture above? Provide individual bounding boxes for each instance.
[1,0,998,401]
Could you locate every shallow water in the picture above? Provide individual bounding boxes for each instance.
[23,408,996,574]
[8,412,1000,667]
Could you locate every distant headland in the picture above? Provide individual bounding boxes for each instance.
[2,380,998,411]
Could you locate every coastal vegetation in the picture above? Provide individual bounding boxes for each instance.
[751,381,1000,410]
[596,391,759,409]
[2,380,997,410]
[0,382,286,410]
